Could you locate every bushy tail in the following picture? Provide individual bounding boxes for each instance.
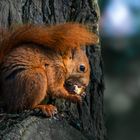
[0,23,98,62]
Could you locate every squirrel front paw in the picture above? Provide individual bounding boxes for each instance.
[68,94,82,104]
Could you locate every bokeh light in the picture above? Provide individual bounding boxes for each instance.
[99,0,140,140]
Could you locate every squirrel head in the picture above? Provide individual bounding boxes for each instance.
[63,46,93,96]
[64,47,90,85]
[54,23,98,96]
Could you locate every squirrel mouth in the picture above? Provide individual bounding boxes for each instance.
[64,80,86,96]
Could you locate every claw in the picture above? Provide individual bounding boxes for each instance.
[35,104,58,117]
[81,92,86,98]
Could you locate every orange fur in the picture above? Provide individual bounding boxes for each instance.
[0,23,98,62]
[0,28,9,43]
[0,23,98,117]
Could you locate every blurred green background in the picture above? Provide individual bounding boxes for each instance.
[99,0,140,140]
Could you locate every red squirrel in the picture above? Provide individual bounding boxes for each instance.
[0,23,98,117]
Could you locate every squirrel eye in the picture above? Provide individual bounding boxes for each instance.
[79,64,86,72]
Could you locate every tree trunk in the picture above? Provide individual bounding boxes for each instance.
[0,0,105,140]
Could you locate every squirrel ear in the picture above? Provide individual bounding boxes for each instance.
[59,48,72,58]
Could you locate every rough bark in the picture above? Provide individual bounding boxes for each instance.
[0,0,105,140]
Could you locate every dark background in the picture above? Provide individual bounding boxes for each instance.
[99,0,140,140]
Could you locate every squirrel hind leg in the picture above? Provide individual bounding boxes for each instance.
[3,68,48,113]
[35,104,58,117]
